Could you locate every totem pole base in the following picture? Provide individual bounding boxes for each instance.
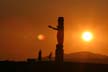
[55,44,64,64]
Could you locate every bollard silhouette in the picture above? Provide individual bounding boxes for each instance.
[38,50,42,62]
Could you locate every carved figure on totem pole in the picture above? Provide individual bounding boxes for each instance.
[48,17,64,45]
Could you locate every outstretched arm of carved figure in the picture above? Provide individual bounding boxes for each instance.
[48,25,58,30]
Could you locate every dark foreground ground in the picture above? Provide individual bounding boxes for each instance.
[0,61,108,72]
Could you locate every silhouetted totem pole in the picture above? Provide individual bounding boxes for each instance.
[48,17,64,63]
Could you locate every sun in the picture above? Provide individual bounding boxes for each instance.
[82,32,93,42]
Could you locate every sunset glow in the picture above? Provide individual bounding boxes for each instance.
[1,0,108,61]
[37,34,45,40]
[82,32,93,42]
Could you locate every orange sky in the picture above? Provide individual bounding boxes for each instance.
[0,0,108,61]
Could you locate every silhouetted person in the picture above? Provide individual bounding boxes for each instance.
[38,50,42,62]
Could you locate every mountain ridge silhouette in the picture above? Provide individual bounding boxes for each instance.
[64,51,108,64]
[42,51,108,64]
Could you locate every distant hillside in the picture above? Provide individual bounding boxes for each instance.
[64,51,108,64]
